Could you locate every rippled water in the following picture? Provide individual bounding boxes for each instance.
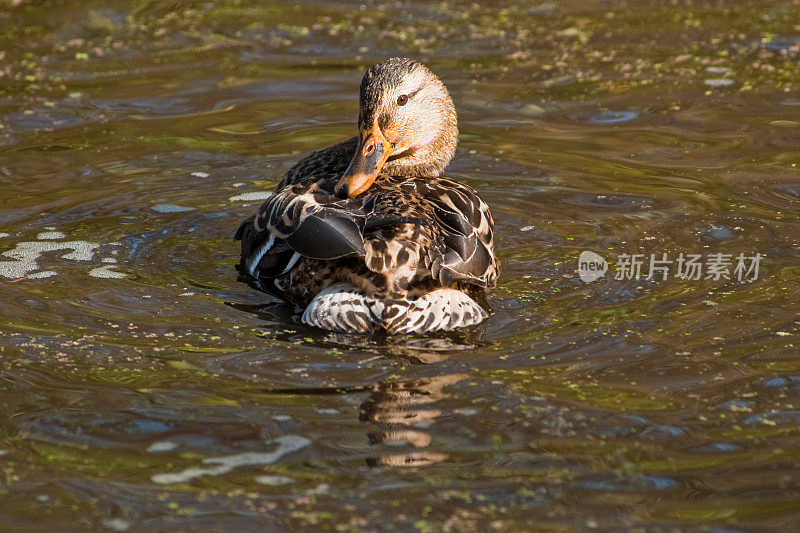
[2,0,800,530]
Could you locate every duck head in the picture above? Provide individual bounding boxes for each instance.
[335,58,458,198]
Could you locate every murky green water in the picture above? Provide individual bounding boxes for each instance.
[2,0,800,530]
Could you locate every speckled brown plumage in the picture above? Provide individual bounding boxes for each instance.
[235,58,497,334]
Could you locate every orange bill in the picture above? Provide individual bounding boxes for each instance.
[335,121,393,198]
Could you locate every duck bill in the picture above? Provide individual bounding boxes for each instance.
[335,123,393,198]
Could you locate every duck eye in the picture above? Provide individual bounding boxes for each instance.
[397,94,409,106]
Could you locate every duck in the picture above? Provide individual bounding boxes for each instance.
[235,57,497,334]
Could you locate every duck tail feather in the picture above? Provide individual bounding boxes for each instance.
[301,283,379,333]
[385,289,488,334]
[301,284,487,334]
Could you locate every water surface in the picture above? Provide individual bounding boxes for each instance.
[2,0,800,530]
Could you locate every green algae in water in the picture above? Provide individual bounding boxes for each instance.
[1,0,800,530]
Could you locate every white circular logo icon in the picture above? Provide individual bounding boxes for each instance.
[578,251,607,283]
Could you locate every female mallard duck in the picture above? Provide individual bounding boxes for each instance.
[236,57,497,334]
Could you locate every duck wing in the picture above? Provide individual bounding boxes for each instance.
[236,186,424,279]
[237,138,365,279]
[411,178,497,289]
[237,170,496,298]
[236,185,367,279]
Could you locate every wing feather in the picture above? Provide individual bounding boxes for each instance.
[237,186,368,279]
[237,168,497,301]
[419,178,497,289]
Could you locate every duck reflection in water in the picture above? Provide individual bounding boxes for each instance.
[360,373,466,467]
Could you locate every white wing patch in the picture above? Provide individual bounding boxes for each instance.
[301,283,487,334]
[245,233,275,276]
[280,252,302,274]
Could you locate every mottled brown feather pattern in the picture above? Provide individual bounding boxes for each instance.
[236,141,497,308]
[235,58,497,332]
